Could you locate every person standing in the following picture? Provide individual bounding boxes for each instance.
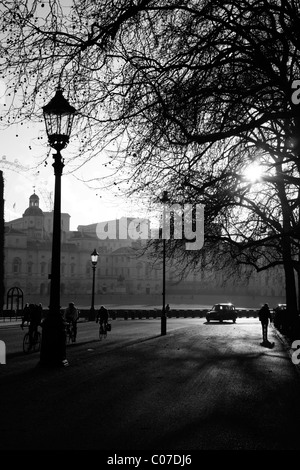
[259,303,273,347]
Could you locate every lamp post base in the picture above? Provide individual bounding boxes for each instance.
[39,310,68,367]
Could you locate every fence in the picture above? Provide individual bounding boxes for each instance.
[0,307,260,322]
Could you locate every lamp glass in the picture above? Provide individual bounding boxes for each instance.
[43,88,76,149]
[91,249,99,265]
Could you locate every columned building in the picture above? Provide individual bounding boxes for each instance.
[4,192,286,307]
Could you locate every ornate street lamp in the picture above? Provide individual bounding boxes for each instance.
[40,87,76,367]
[90,248,99,321]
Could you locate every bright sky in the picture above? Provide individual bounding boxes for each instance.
[0,117,153,231]
[0,3,163,233]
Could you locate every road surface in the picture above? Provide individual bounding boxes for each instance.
[1,318,300,452]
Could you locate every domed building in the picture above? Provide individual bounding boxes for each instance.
[3,192,286,308]
[22,192,44,238]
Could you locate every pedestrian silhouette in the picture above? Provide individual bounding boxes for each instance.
[258,303,274,348]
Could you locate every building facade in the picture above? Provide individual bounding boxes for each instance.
[4,192,286,307]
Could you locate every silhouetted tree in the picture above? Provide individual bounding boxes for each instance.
[1,1,300,332]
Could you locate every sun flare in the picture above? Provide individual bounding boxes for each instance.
[243,162,263,183]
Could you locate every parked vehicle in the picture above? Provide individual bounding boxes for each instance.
[206,303,237,323]
[273,304,287,331]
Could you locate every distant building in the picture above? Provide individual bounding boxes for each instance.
[4,192,286,306]
[4,193,165,303]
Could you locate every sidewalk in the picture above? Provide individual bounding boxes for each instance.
[1,320,300,451]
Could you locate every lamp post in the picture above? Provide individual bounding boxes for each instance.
[160,191,169,336]
[40,86,76,367]
[90,248,99,321]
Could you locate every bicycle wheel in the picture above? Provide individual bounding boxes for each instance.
[33,332,41,352]
[65,325,72,344]
[99,325,107,340]
[23,333,31,354]
[71,325,76,342]
[99,326,103,340]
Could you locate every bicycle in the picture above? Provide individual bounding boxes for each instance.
[23,328,41,354]
[65,322,77,343]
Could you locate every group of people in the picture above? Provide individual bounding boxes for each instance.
[21,301,272,348]
[21,301,110,345]
[63,303,110,339]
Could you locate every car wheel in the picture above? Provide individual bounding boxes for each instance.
[220,319,223,323]
[206,318,210,323]
[233,319,236,323]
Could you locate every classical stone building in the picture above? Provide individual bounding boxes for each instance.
[4,192,286,308]
[4,192,167,305]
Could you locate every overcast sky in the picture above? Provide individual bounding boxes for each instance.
[0,107,153,231]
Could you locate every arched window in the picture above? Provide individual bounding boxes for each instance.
[27,262,33,275]
[40,262,46,276]
[40,283,46,295]
[13,258,21,274]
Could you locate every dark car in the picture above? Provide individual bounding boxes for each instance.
[273,304,287,331]
[206,303,237,323]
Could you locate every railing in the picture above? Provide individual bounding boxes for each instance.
[79,308,260,320]
[0,307,261,322]
[0,310,23,322]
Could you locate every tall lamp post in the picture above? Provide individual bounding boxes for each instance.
[40,87,76,367]
[90,248,99,321]
[160,191,169,336]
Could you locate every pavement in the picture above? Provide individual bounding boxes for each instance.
[1,318,300,461]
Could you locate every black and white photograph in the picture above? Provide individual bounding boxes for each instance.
[1,0,300,459]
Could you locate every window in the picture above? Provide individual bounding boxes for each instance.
[27,262,33,275]
[41,262,46,276]
[13,258,21,274]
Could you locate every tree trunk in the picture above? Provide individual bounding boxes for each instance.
[282,235,298,337]
[0,171,4,313]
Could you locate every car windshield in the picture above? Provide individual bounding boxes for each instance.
[213,304,234,311]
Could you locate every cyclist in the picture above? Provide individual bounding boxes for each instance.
[64,302,79,342]
[96,305,109,334]
[21,303,42,350]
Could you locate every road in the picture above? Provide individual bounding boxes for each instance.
[1,317,300,452]
[0,318,202,356]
